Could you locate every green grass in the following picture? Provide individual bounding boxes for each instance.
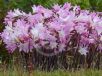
[0,69,102,76]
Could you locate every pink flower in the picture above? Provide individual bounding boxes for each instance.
[53,4,61,12]
[94,24,102,35]
[1,3,102,54]
[74,24,86,34]
[50,42,57,49]
[79,47,88,55]
[88,38,95,44]
[62,2,71,10]
[32,5,44,13]
[58,43,66,52]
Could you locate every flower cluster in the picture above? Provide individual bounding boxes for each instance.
[1,3,102,55]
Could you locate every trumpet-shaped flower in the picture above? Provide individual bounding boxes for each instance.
[1,2,102,54]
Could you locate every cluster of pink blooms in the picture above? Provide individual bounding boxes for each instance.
[1,3,102,55]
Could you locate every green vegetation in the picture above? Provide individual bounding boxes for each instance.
[0,69,102,76]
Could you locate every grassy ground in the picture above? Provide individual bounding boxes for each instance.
[0,69,102,76]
